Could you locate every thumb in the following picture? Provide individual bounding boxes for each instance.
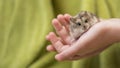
[55,44,80,61]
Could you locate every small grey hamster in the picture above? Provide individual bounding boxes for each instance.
[69,11,100,40]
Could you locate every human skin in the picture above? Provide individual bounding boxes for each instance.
[46,14,120,61]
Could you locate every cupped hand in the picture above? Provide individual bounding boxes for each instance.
[46,14,120,61]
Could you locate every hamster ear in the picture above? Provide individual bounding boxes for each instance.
[70,17,75,22]
[78,11,87,18]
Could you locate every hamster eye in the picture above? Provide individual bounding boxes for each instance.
[76,22,81,26]
[84,19,88,23]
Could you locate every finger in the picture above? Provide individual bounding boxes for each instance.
[55,45,79,61]
[46,45,56,51]
[68,52,99,61]
[57,14,69,31]
[46,32,62,42]
[56,48,100,61]
[52,19,71,44]
[69,46,104,60]
[46,32,58,44]
[66,45,109,61]
[54,41,65,53]
[46,32,65,53]
[46,32,66,47]
[64,14,72,31]
[52,19,63,31]
[64,14,72,23]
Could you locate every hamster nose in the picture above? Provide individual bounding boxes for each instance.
[83,25,86,30]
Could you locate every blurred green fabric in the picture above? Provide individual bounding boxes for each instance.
[0,0,120,68]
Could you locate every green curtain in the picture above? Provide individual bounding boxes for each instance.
[0,0,120,68]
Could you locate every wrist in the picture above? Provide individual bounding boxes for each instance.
[105,19,120,43]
